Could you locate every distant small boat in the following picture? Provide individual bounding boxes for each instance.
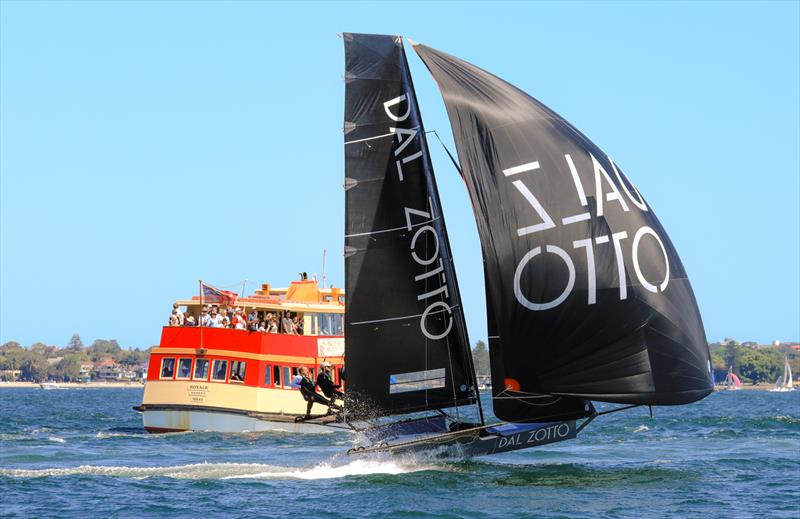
[770,357,794,392]
[723,368,742,391]
[39,382,60,390]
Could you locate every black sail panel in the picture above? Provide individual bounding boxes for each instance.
[412,42,713,421]
[343,33,476,417]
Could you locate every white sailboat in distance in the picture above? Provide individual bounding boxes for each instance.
[770,357,794,392]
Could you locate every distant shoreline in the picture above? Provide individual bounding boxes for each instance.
[0,381,144,389]
[714,383,791,391]
[0,381,791,392]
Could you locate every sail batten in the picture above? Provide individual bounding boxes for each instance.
[413,42,713,421]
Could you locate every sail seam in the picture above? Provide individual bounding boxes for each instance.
[344,132,396,145]
[345,217,440,238]
[350,305,459,326]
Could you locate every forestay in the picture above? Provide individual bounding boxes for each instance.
[412,42,713,423]
[343,33,477,417]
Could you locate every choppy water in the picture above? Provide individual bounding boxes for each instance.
[0,388,797,518]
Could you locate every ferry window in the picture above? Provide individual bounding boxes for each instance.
[318,313,343,335]
[212,360,228,382]
[230,361,246,383]
[264,364,271,386]
[160,358,175,379]
[194,359,209,380]
[309,314,317,335]
[273,365,281,386]
[282,366,291,388]
[331,314,342,335]
[319,314,330,335]
[176,358,192,379]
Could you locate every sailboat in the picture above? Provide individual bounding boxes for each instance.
[770,357,794,392]
[342,33,713,457]
[723,367,742,391]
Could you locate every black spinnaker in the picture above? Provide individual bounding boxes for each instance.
[412,42,713,423]
[343,33,478,419]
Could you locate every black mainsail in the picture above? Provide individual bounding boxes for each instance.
[412,42,713,423]
[343,33,478,418]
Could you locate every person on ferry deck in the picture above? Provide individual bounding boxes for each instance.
[231,308,246,330]
[317,361,343,401]
[282,312,294,334]
[172,304,184,325]
[184,315,196,326]
[209,306,223,327]
[293,317,304,335]
[199,306,210,327]
[220,308,231,328]
[297,366,339,418]
[267,315,278,333]
[247,309,259,331]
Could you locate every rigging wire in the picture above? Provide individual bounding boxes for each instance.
[425,128,485,426]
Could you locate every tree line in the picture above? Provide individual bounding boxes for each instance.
[0,334,152,383]
[471,339,799,385]
[710,339,799,384]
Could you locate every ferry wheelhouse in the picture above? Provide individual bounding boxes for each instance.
[136,280,346,433]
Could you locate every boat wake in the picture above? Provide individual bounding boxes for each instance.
[0,459,437,481]
[223,459,435,480]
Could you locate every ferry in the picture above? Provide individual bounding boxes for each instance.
[135,279,346,433]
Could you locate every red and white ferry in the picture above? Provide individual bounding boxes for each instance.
[136,280,346,433]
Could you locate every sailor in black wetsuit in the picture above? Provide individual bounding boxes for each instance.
[298,366,340,419]
[316,361,344,402]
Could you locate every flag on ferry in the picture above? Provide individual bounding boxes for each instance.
[200,282,238,305]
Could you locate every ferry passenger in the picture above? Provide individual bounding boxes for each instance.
[293,317,304,335]
[220,308,231,328]
[232,308,246,330]
[200,306,211,327]
[184,315,196,326]
[282,312,294,334]
[297,366,339,419]
[247,309,259,331]
[209,306,223,327]
[169,310,180,327]
[267,316,278,334]
[317,361,344,401]
[173,304,184,325]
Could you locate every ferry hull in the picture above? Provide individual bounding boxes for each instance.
[141,408,343,434]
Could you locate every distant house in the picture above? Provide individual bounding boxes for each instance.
[79,363,94,382]
[134,363,149,381]
[94,359,124,381]
[0,369,21,382]
[46,357,64,366]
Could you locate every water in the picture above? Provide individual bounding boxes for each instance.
[1,388,798,518]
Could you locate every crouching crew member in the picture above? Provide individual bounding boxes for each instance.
[316,361,344,402]
[296,366,340,419]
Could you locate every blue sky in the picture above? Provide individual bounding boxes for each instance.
[1,1,798,348]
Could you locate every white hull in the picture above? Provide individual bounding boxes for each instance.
[39,383,60,390]
[769,387,794,393]
[142,409,344,434]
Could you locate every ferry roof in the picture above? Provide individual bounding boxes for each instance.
[177,280,344,314]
